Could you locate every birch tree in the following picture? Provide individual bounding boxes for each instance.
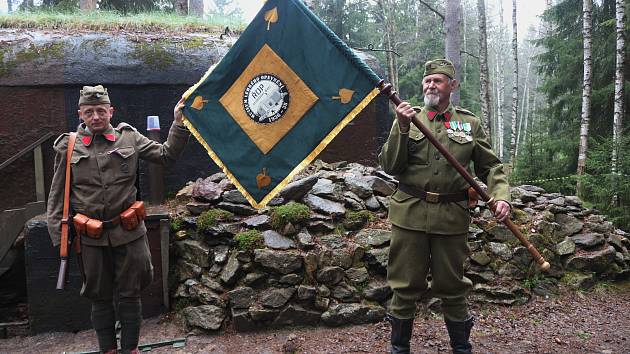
[377,0,399,91]
[477,0,492,137]
[509,0,519,165]
[612,0,625,205]
[446,0,462,104]
[189,0,204,16]
[174,0,187,15]
[576,0,593,186]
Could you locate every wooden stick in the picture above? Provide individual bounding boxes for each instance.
[378,80,550,271]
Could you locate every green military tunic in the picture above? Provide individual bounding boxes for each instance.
[46,121,189,247]
[378,104,510,234]
[379,104,510,321]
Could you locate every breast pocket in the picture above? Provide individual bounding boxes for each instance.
[408,132,429,165]
[110,146,137,183]
[447,134,474,165]
[70,154,92,185]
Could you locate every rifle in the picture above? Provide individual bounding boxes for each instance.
[378,81,550,271]
[56,133,82,290]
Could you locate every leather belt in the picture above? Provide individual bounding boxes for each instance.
[102,215,121,229]
[398,183,468,203]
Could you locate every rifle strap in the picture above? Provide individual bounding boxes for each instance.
[60,133,77,259]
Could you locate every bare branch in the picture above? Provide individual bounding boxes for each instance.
[460,50,479,60]
[418,0,445,21]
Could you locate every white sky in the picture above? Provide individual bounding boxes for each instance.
[0,0,547,35]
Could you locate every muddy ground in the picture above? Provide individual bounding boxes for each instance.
[1,282,628,354]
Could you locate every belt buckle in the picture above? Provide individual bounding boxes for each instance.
[425,192,440,203]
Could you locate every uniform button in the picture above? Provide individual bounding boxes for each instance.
[437,129,441,133]
[101,167,106,172]
[435,153,440,160]
[104,184,109,189]
[433,170,439,175]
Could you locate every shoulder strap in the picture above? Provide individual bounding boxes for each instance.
[59,133,77,259]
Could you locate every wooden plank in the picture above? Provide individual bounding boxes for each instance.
[0,132,54,172]
[0,209,24,265]
[34,145,45,202]
[160,219,170,310]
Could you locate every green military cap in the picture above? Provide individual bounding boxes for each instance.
[423,59,455,79]
[78,85,111,106]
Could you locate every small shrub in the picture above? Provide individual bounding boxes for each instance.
[270,202,310,230]
[170,216,185,232]
[346,210,374,223]
[234,230,264,251]
[197,208,233,233]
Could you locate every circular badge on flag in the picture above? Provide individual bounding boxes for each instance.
[243,74,290,124]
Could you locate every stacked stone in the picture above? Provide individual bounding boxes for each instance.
[172,161,395,332]
[171,161,630,332]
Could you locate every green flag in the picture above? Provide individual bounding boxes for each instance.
[182,0,381,208]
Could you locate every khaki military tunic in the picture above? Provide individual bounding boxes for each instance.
[378,104,510,234]
[47,121,189,247]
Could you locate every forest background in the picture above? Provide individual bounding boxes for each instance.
[1,0,629,230]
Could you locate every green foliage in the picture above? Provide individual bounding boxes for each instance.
[197,208,233,232]
[170,216,185,232]
[270,202,310,230]
[345,210,375,224]
[234,230,264,251]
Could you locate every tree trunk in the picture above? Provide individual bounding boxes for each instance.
[189,0,204,17]
[445,0,462,105]
[516,60,531,158]
[333,0,345,39]
[174,0,188,15]
[80,0,97,11]
[509,0,519,166]
[8,0,13,13]
[576,0,593,187]
[495,51,505,160]
[462,1,467,84]
[378,0,398,91]
[477,0,492,139]
[612,0,626,205]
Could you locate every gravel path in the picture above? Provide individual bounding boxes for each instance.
[1,282,628,354]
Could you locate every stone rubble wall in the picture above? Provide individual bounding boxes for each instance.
[170,160,630,332]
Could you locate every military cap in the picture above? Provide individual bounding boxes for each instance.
[78,85,111,106]
[423,59,455,79]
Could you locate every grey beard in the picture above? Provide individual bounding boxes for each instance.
[424,94,439,107]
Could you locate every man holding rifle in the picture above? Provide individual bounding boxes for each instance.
[379,59,511,354]
[46,85,189,354]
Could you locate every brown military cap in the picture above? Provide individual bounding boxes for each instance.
[78,85,111,106]
[423,59,455,79]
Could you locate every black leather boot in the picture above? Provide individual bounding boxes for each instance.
[444,316,474,354]
[386,314,413,354]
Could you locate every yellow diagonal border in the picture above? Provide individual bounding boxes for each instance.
[182,64,380,209]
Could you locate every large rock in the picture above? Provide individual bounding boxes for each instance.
[316,266,345,286]
[261,287,296,308]
[242,214,271,229]
[343,176,374,199]
[280,176,319,201]
[274,305,321,326]
[311,179,345,201]
[304,194,346,217]
[362,281,392,302]
[219,252,242,285]
[175,239,210,268]
[485,224,513,242]
[570,233,605,249]
[363,176,395,196]
[193,178,231,203]
[321,303,386,326]
[345,267,369,285]
[254,249,303,274]
[555,214,584,237]
[227,287,255,309]
[262,230,296,250]
[471,284,530,306]
[353,229,391,247]
[488,242,513,261]
[567,246,616,273]
[556,239,576,256]
[222,190,249,205]
[364,247,389,275]
[183,305,226,331]
[332,282,360,302]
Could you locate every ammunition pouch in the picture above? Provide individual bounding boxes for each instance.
[73,213,103,239]
[120,201,146,231]
[72,201,146,237]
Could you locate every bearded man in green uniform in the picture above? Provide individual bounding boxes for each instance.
[379,59,511,354]
[47,85,189,354]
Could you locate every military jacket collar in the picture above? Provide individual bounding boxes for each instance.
[425,104,455,122]
[77,123,117,146]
